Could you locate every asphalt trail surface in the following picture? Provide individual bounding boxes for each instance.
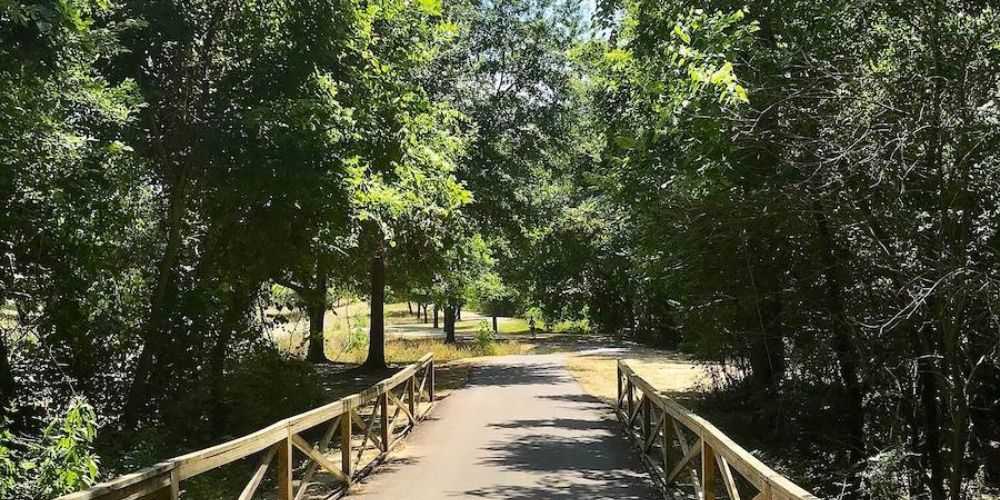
[350,354,660,499]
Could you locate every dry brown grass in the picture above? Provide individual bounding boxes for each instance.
[336,338,535,365]
[564,349,714,405]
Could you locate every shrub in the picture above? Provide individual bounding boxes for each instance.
[343,315,370,353]
[475,320,497,354]
[222,351,324,435]
[552,318,592,335]
[861,448,908,499]
[0,397,101,499]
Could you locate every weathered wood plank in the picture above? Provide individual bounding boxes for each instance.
[238,444,277,500]
[716,454,742,500]
[388,388,414,423]
[294,416,341,500]
[292,434,348,482]
[341,409,353,483]
[703,440,716,500]
[644,408,665,452]
[667,437,702,484]
[379,394,390,452]
[356,402,382,464]
[57,464,175,500]
[277,433,293,500]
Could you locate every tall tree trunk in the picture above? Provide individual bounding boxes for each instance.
[433,305,439,328]
[422,303,428,323]
[941,305,970,500]
[917,349,946,500]
[306,270,328,363]
[813,202,866,495]
[121,172,188,431]
[492,315,498,334]
[919,3,947,495]
[407,301,413,316]
[363,247,387,370]
[444,299,457,343]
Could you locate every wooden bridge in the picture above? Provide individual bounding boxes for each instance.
[617,360,819,500]
[59,354,818,500]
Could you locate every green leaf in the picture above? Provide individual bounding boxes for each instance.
[673,24,691,45]
[416,0,442,16]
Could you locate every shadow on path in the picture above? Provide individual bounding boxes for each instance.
[349,355,660,499]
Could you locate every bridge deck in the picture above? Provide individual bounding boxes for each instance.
[347,354,661,500]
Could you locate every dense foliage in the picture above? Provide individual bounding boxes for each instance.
[2,0,999,498]
[524,0,1000,498]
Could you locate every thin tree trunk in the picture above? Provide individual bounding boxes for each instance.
[492,315,498,334]
[422,303,428,323]
[0,334,14,416]
[363,247,387,370]
[943,311,970,500]
[407,301,413,316]
[209,283,252,435]
[918,350,946,500]
[433,305,439,328]
[444,299,457,344]
[306,272,328,363]
[749,332,784,393]
[747,292,785,394]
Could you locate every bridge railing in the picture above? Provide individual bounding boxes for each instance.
[60,353,436,500]
[616,359,818,500]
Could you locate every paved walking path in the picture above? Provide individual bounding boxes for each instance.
[350,354,660,499]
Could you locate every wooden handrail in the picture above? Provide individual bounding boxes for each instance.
[616,359,819,500]
[60,353,436,500]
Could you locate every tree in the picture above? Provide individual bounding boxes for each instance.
[429,0,588,317]
[109,0,367,429]
[1,0,143,421]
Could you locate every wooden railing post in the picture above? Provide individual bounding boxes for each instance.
[169,469,179,500]
[627,380,634,421]
[616,363,623,416]
[641,397,651,440]
[277,428,293,500]
[379,393,390,451]
[428,360,435,402]
[661,414,671,475]
[702,439,716,500]
[407,377,416,422]
[341,409,353,483]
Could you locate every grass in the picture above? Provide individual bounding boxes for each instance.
[454,316,534,336]
[335,337,534,364]
[267,300,546,364]
[563,349,715,405]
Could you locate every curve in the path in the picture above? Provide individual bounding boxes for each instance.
[349,354,660,500]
